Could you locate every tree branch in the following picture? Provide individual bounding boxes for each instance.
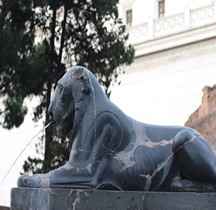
[59,3,68,65]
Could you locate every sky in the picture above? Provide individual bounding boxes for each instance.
[0,99,44,206]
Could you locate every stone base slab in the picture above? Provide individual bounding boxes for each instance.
[11,188,216,210]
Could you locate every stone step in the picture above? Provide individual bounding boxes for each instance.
[11,188,216,210]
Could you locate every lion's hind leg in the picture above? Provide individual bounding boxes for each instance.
[171,179,216,192]
[172,129,216,192]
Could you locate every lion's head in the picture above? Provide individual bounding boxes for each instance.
[48,66,91,137]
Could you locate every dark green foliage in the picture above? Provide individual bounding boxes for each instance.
[0,0,134,173]
[0,0,35,128]
[2,97,27,129]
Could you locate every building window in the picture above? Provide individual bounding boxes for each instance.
[158,0,165,18]
[126,9,132,26]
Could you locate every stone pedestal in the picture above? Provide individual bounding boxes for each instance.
[11,188,216,210]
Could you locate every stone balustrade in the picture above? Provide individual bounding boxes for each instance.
[128,3,216,45]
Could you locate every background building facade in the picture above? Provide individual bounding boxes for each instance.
[111,0,216,126]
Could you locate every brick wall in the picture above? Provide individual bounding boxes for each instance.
[185,85,216,153]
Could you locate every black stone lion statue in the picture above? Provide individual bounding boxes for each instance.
[18,66,216,192]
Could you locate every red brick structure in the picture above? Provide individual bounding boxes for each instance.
[185,85,216,154]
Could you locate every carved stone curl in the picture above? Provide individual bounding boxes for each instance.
[18,66,216,192]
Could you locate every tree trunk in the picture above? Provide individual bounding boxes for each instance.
[42,6,57,172]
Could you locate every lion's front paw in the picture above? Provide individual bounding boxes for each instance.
[17,173,51,188]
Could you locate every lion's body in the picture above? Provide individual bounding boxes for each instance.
[18,66,216,192]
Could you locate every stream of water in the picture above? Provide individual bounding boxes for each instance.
[0,121,54,186]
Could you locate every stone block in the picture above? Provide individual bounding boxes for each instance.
[11,188,216,210]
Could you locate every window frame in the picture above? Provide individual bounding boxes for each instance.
[158,0,165,18]
[126,9,133,26]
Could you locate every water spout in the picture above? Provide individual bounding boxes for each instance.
[0,121,55,186]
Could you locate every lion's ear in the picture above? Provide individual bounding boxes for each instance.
[81,75,91,95]
[72,67,91,95]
